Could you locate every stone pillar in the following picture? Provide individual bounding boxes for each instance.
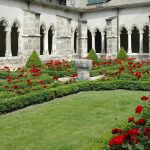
[5,28,12,57]
[56,16,72,55]
[52,32,57,55]
[106,17,118,56]
[118,32,121,50]
[140,30,143,54]
[44,31,49,55]
[92,32,95,50]
[78,19,87,56]
[22,10,40,57]
[101,31,105,53]
[128,31,132,54]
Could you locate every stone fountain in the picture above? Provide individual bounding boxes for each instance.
[74,59,92,80]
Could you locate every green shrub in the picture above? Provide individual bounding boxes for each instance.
[26,50,42,68]
[1,80,150,114]
[117,47,128,60]
[87,48,98,61]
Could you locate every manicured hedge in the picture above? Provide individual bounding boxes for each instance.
[0,80,150,114]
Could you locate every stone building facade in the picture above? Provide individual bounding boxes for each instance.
[0,0,150,67]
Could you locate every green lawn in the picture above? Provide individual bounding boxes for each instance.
[0,90,149,150]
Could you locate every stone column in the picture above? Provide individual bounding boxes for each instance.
[106,17,118,56]
[52,32,57,55]
[128,31,132,54]
[5,28,12,57]
[101,31,105,53]
[118,32,121,50]
[140,30,143,54]
[17,28,22,56]
[92,32,95,50]
[44,31,49,55]
[78,19,87,56]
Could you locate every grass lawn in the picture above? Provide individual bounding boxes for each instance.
[0,90,149,150]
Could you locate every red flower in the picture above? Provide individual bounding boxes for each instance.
[112,128,123,134]
[13,85,18,89]
[135,119,146,126]
[72,74,78,78]
[39,80,44,85]
[16,90,23,94]
[27,79,32,85]
[135,106,143,114]
[53,75,58,80]
[141,96,149,101]
[108,135,124,147]
[124,128,139,137]
[143,128,150,136]
[134,72,142,79]
[4,86,9,89]
[128,117,135,123]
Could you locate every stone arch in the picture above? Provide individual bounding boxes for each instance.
[87,28,92,53]
[120,26,128,52]
[40,23,46,55]
[48,25,55,55]
[0,18,8,57]
[94,28,102,53]
[11,19,21,56]
[131,26,140,53]
[143,25,149,53]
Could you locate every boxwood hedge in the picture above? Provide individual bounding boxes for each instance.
[0,80,150,114]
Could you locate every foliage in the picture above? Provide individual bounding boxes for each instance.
[117,47,128,60]
[26,50,42,68]
[1,80,150,114]
[107,96,150,150]
[87,48,98,61]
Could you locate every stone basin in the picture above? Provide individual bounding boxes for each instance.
[74,59,92,80]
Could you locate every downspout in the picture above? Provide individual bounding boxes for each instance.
[27,0,31,10]
[116,7,119,54]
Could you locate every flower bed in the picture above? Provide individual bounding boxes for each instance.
[107,96,150,150]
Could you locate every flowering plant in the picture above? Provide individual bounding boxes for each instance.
[108,96,150,150]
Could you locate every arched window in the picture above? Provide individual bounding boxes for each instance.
[131,26,140,53]
[143,25,149,53]
[40,25,45,55]
[95,29,101,53]
[87,29,92,53]
[11,23,19,56]
[0,20,7,57]
[48,26,54,55]
[74,29,78,53]
[120,27,128,52]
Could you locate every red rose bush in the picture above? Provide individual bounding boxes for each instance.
[108,96,150,150]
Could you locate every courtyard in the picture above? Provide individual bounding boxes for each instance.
[0,91,148,150]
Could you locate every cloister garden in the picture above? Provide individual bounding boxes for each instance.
[0,48,149,150]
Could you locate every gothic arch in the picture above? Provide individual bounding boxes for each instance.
[143,25,149,53]
[93,27,102,33]
[131,26,140,53]
[120,26,128,51]
[40,23,47,32]
[0,18,8,57]
[11,18,21,30]
[94,28,102,53]
[120,25,128,32]
[40,23,47,55]
[48,25,55,54]
[87,28,92,53]
[0,18,9,29]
